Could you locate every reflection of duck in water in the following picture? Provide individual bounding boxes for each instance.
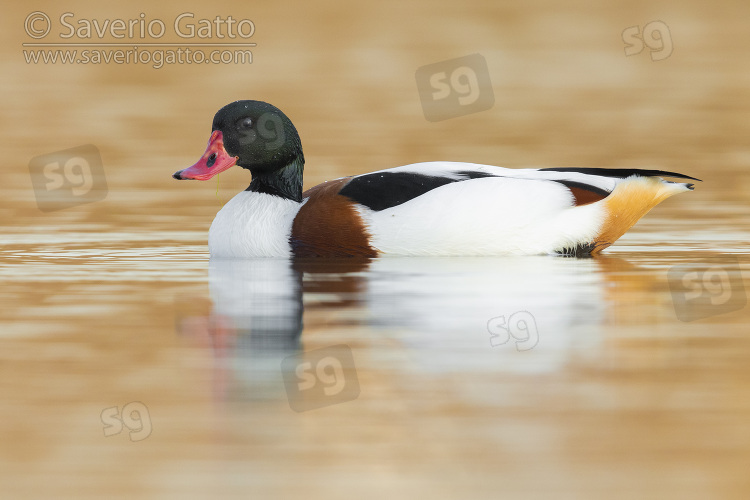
[184,254,677,402]
[201,256,612,376]
[173,100,699,258]
[184,258,371,401]
[181,258,303,401]
[209,259,304,354]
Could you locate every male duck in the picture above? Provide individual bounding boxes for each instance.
[173,100,699,258]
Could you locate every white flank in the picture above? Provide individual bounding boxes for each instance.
[208,192,301,258]
[356,175,608,255]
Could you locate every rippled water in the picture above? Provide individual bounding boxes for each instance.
[2,214,749,498]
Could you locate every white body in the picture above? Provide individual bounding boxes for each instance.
[208,162,687,258]
[356,168,606,255]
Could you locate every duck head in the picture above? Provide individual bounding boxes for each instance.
[173,100,305,202]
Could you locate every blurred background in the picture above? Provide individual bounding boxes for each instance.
[2,0,750,498]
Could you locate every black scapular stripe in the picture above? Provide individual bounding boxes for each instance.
[338,171,496,211]
[538,167,701,182]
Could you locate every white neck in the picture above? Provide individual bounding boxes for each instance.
[208,191,302,258]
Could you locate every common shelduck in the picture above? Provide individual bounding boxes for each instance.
[173,100,700,258]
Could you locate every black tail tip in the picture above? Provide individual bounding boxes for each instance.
[686,183,695,190]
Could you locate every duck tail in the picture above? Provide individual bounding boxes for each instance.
[589,175,697,254]
[538,167,701,183]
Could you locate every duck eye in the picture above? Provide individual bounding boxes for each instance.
[238,117,253,129]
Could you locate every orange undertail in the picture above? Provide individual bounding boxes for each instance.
[590,177,693,254]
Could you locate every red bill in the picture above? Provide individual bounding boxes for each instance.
[173,131,238,180]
